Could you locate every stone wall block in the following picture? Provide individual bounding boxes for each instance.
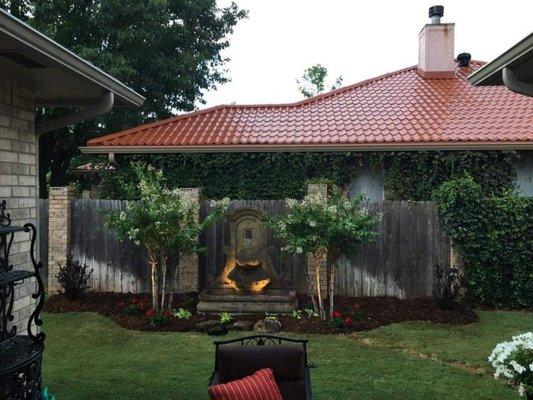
[47,186,75,293]
[177,188,201,293]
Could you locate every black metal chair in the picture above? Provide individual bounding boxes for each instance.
[209,335,312,400]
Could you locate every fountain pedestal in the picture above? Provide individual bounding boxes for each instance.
[197,288,297,314]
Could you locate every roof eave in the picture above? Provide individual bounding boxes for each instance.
[0,9,145,107]
[468,33,533,86]
[80,141,533,154]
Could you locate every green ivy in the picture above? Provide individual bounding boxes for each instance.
[84,150,522,201]
[433,175,532,308]
[97,152,362,200]
[381,151,519,200]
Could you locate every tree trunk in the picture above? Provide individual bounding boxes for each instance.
[304,263,318,315]
[148,248,159,312]
[160,253,168,312]
[314,252,326,320]
[166,255,180,311]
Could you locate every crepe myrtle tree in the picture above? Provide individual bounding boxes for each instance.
[269,188,379,320]
[103,162,228,313]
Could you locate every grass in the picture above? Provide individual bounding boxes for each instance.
[42,310,532,400]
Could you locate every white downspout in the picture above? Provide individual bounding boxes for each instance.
[36,91,115,136]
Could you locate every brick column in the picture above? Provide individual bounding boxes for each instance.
[48,186,75,293]
[306,183,328,298]
[177,188,201,293]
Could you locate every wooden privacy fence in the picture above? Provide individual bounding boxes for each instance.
[40,199,450,298]
[69,199,151,293]
[335,201,450,298]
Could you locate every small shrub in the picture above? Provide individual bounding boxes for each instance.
[292,308,318,320]
[326,317,345,330]
[173,308,192,320]
[489,332,533,398]
[327,308,360,330]
[219,312,233,325]
[123,304,142,316]
[145,309,170,326]
[150,315,170,327]
[434,265,460,310]
[56,257,92,300]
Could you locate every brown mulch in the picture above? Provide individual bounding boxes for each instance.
[44,292,478,334]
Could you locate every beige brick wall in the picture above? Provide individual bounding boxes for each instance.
[47,186,75,293]
[0,78,38,332]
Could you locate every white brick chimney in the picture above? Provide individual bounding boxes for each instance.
[418,5,455,79]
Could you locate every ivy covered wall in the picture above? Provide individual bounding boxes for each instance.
[80,150,527,201]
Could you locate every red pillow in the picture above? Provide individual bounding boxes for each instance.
[208,368,283,400]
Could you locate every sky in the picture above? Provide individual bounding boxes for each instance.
[201,0,533,108]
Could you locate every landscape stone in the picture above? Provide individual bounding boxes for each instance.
[230,320,254,331]
[207,325,228,336]
[195,320,220,332]
[253,318,281,333]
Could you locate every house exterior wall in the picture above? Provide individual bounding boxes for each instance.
[0,77,38,332]
[516,152,533,197]
[348,155,533,201]
[348,163,384,202]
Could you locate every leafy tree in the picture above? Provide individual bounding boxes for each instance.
[297,64,343,98]
[0,0,247,197]
[103,162,229,312]
[268,188,379,319]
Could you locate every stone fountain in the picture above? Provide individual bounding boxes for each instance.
[197,206,297,314]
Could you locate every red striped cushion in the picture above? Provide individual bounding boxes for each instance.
[208,368,283,400]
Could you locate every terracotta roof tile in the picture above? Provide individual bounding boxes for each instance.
[87,62,533,150]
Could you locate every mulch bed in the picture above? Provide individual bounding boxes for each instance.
[44,292,478,334]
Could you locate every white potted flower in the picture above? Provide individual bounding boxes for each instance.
[489,332,533,398]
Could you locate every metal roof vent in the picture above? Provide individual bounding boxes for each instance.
[457,53,472,67]
[429,5,444,24]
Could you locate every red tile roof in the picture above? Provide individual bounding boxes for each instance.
[86,62,533,152]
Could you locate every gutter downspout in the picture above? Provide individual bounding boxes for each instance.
[36,91,115,136]
[502,67,533,97]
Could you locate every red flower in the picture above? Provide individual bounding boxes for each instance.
[332,310,343,319]
[163,310,173,318]
[145,309,155,318]
[344,316,353,326]
[130,297,138,304]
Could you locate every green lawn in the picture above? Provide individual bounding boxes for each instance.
[42,311,532,400]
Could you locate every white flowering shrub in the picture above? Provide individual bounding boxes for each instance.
[489,332,533,398]
[268,187,379,319]
[103,162,229,312]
